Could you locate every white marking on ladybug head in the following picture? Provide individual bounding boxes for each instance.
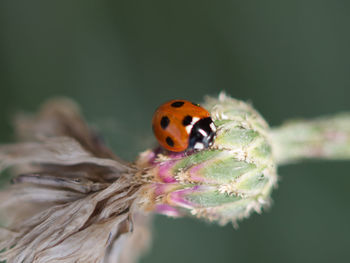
[198,129,208,137]
[192,117,200,124]
[210,122,216,132]
[194,142,205,150]
[185,125,193,134]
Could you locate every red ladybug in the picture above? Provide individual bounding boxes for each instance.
[152,100,216,152]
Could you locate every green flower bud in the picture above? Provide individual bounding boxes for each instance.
[137,93,277,226]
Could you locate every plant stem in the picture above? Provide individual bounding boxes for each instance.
[270,113,350,165]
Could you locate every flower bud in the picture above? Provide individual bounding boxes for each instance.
[137,93,277,226]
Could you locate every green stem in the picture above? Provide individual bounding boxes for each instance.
[270,113,350,165]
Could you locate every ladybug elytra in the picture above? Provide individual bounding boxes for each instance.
[152,100,216,152]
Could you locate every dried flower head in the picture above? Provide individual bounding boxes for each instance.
[0,94,278,262]
[0,99,150,263]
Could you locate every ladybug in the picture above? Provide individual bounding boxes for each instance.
[152,100,216,152]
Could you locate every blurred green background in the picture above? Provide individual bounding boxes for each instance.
[1,1,350,262]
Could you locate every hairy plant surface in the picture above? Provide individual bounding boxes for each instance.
[0,94,349,262]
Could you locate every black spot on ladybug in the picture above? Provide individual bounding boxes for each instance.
[182,115,192,126]
[171,101,184,108]
[160,116,170,130]
[166,136,174,147]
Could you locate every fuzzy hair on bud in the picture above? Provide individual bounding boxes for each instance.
[137,93,278,226]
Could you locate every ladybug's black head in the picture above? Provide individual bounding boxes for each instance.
[188,117,216,150]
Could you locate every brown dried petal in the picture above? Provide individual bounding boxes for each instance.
[0,98,150,263]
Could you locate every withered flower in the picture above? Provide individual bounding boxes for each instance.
[0,99,150,263]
